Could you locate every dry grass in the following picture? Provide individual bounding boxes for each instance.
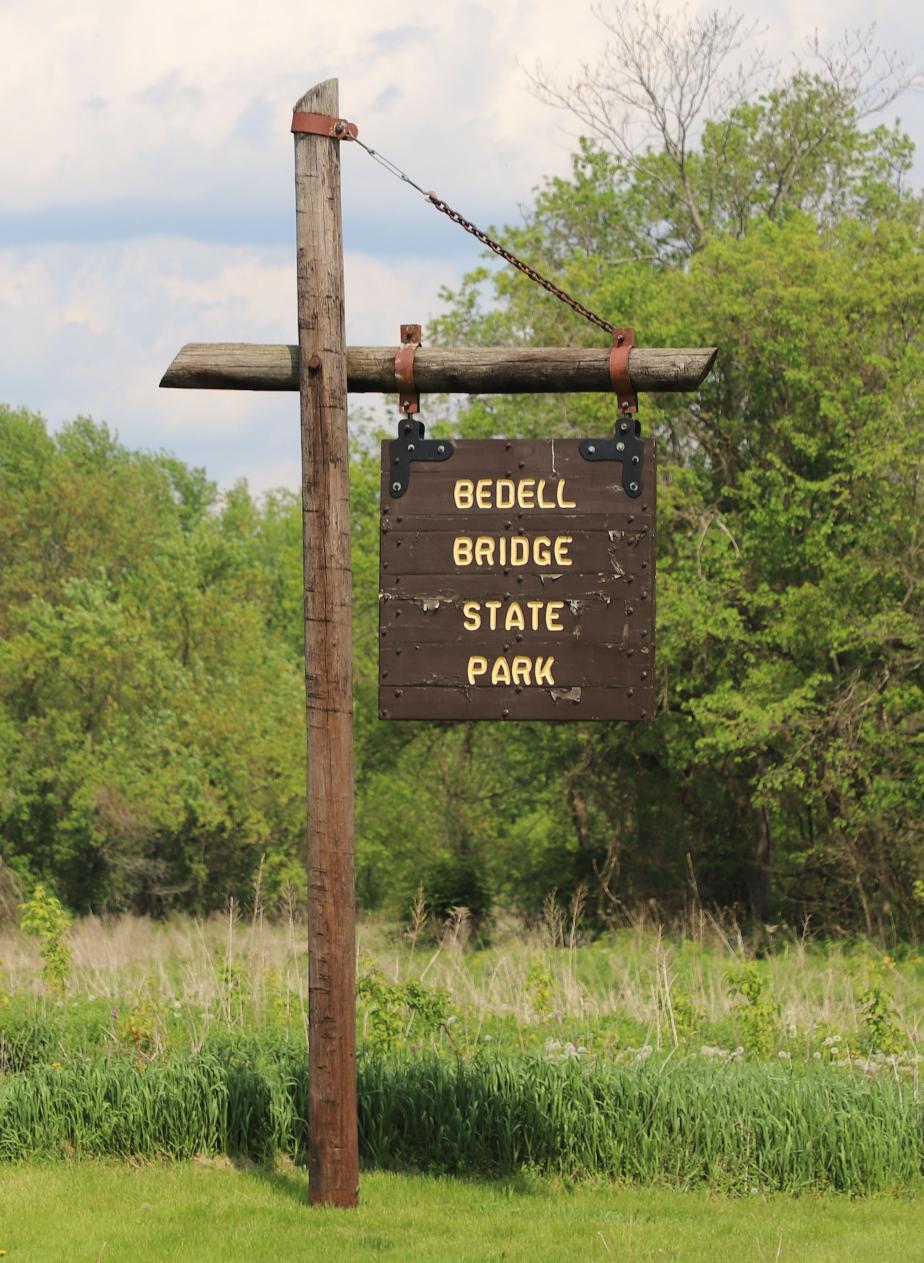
[1,904,921,1053]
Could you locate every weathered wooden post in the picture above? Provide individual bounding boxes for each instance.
[292,77,359,1208]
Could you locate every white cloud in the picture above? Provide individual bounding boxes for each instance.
[1,0,921,495]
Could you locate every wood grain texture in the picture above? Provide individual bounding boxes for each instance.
[294,78,359,1209]
[160,343,717,394]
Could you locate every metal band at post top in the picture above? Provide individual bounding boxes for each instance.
[395,324,421,415]
[291,112,359,140]
[609,327,638,414]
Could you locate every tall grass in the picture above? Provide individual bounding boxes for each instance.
[1,911,921,1053]
[1,1050,920,1194]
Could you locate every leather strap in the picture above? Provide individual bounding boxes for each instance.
[609,327,638,414]
[291,112,358,140]
[395,324,422,414]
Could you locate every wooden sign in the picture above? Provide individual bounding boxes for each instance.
[379,438,655,721]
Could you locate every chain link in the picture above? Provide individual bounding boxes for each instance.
[353,138,617,337]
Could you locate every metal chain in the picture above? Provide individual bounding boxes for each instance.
[353,137,617,337]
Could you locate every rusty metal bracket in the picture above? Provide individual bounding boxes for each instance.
[579,415,645,498]
[388,417,454,499]
[291,112,359,140]
[395,323,421,415]
[609,327,638,415]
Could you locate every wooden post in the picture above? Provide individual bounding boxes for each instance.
[293,77,359,1208]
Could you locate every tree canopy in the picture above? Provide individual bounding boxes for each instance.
[1,10,921,933]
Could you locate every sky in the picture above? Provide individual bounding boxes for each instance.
[1,0,921,495]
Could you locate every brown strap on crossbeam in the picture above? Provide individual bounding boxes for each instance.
[609,327,638,414]
[395,324,422,414]
[291,112,359,140]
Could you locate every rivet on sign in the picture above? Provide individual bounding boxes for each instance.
[395,648,402,656]
[628,515,635,524]
[641,671,648,680]
[619,421,629,433]
[502,709,510,718]
[437,444,446,454]
[632,455,640,464]
[391,482,401,493]
[629,482,639,493]
[627,649,635,658]
[394,689,403,697]
[627,688,634,697]
[382,670,388,678]
[640,629,648,638]
[588,445,596,454]
[407,443,415,452]
[616,441,625,452]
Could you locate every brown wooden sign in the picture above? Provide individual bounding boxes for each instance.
[379,438,655,721]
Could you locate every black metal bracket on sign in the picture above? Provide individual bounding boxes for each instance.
[388,418,454,498]
[579,416,645,497]
[388,324,453,498]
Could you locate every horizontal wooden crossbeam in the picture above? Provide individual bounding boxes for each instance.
[160,343,717,395]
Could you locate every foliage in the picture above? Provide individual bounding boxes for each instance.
[357,963,452,1054]
[858,985,906,1056]
[725,962,777,1057]
[18,884,72,999]
[0,31,922,935]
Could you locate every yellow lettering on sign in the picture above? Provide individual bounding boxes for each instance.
[462,601,480,631]
[537,479,555,509]
[491,657,511,685]
[485,599,502,630]
[558,480,576,508]
[496,479,515,508]
[511,656,532,685]
[546,600,565,631]
[453,536,473,566]
[535,656,555,685]
[506,602,525,631]
[510,536,528,566]
[475,478,492,509]
[517,479,535,509]
[467,656,488,683]
[475,536,495,566]
[454,479,474,509]
[452,535,576,567]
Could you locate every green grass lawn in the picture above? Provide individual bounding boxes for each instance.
[1,1162,922,1262]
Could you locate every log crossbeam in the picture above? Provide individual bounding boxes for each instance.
[160,343,717,396]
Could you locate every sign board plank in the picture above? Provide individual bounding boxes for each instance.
[379,438,655,721]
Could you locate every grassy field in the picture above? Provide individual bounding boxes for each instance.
[2,1161,924,1263]
[1,912,921,1207]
